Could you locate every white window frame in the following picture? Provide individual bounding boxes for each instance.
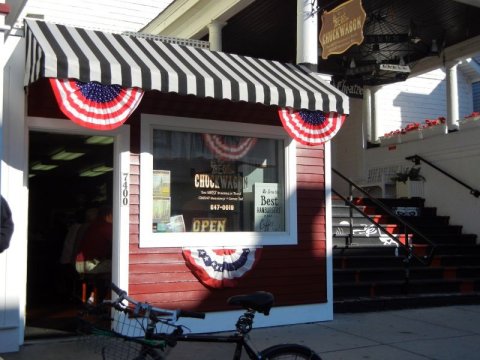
[140,114,297,248]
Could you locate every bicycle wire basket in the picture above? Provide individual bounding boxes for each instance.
[77,302,178,360]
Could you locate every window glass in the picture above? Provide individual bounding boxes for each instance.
[151,130,285,233]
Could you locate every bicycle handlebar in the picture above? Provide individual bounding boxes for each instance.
[108,283,206,320]
[111,282,127,299]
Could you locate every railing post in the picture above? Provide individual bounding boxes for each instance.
[348,183,354,246]
[403,228,412,294]
[406,154,480,198]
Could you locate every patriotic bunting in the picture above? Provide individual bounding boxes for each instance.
[278,107,347,146]
[203,134,257,160]
[50,78,144,130]
[182,247,262,288]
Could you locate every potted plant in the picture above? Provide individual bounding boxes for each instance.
[459,111,480,131]
[400,122,423,142]
[391,167,425,198]
[379,130,402,146]
[421,116,447,138]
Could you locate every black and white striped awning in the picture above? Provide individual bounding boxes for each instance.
[24,19,349,114]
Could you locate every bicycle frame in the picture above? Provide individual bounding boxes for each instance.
[144,310,260,359]
[161,332,259,360]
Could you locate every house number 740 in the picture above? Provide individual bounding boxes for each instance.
[122,173,129,206]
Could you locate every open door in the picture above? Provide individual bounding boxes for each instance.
[26,131,113,338]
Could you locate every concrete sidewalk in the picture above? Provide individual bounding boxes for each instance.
[2,304,480,359]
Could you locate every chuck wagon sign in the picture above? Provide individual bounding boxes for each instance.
[319,0,366,59]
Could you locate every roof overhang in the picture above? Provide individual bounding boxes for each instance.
[141,0,255,39]
[24,19,349,115]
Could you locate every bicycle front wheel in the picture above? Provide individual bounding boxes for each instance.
[260,344,321,360]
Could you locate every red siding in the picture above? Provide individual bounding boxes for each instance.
[27,80,327,312]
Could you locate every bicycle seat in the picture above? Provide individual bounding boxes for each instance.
[227,291,274,315]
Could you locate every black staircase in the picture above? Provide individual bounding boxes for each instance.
[332,169,480,312]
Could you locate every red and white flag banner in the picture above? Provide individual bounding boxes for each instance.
[202,134,257,160]
[182,247,262,288]
[278,107,347,146]
[50,78,144,130]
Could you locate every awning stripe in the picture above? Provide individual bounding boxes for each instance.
[76,28,109,83]
[24,19,349,114]
[57,25,90,80]
[97,31,133,87]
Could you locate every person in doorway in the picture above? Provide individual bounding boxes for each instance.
[0,195,14,253]
[76,206,112,303]
[61,207,99,266]
[59,207,99,301]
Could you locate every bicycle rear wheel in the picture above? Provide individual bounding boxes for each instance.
[260,344,321,359]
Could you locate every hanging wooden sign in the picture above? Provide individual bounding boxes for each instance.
[319,0,366,59]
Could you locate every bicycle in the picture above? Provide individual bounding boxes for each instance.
[78,283,322,359]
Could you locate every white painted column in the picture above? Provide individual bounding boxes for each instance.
[362,87,372,145]
[446,61,460,131]
[0,1,8,350]
[207,20,226,52]
[370,86,381,143]
[0,1,9,180]
[296,0,318,66]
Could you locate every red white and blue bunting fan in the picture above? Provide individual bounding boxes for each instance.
[278,107,347,146]
[203,134,257,160]
[182,247,262,288]
[50,78,144,130]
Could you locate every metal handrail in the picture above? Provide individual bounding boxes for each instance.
[332,168,436,267]
[406,155,480,198]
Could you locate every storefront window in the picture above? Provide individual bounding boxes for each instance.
[140,115,297,247]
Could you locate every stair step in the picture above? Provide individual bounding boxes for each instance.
[432,244,480,254]
[414,234,477,244]
[334,293,480,313]
[334,255,406,268]
[334,266,480,283]
[333,246,399,257]
[333,215,451,227]
[331,206,369,217]
[333,252,480,268]
[353,198,426,207]
[431,254,480,266]
[333,235,399,247]
[334,278,480,300]
[399,216,450,226]
[400,224,464,235]
[332,215,392,225]
[333,225,397,240]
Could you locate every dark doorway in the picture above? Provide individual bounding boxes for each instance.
[26,131,113,339]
